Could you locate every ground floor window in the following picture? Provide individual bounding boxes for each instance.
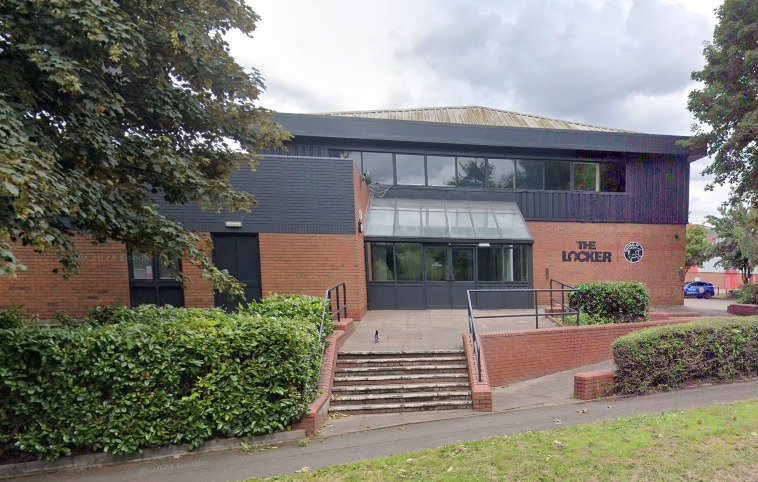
[128,251,184,307]
[369,242,528,283]
[367,242,532,309]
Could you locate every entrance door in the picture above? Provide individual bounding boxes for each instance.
[451,246,476,308]
[212,234,262,311]
[424,245,450,308]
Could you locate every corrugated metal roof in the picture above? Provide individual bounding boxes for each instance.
[320,106,634,133]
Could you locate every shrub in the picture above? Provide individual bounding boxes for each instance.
[0,309,322,460]
[735,284,758,304]
[0,306,29,329]
[576,312,615,325]
[568,281,649,323]
[239,293,333,336]
[612,317,758,394]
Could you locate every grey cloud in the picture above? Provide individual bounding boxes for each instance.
[402,0,712,129]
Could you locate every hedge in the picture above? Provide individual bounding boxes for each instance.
[0,302,325,460]
[239,293,333,336]
[569,281,649,323]
[736,284,758,304]
[612,317,758,394]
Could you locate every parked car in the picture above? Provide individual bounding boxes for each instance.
[683,281,715,299]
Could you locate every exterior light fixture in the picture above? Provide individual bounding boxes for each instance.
[478,242,490,247]
[225,221,242,228]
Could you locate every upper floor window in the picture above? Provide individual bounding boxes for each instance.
[328,150,625,192]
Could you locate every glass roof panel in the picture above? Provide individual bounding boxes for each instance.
[396,209,422,237]
[494,211,532,240]
[471,209,500,238]
[365,208,395,236]
[365,197,532,240]
[421,208,448,237]
[447,208,475,237]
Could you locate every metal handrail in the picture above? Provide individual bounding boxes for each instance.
[549,279,580,326]
[303,282,348,396]
[318,282,348,345]
[466,294,483,382]
[466,282,580,382]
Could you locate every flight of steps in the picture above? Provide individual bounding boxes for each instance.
[329,350,473,414]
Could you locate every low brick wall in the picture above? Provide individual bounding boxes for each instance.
[463,334,492,412]
[481,318,698,386]
[574,370,615,400]
[292,319,355,436]
[727,304,758,316]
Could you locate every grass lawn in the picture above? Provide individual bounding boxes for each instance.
[259,399,757,481]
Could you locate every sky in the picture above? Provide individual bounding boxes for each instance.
[227,0,730,224]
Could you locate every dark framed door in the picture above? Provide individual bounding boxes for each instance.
[451,245,476,308]
[212,234,262,311]
[424,245,451,308]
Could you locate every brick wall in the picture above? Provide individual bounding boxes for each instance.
[480,318,695,386]
[0,240,130,318]
[182,233,214,308]
[255,167,369,320]
[574,371,615,400]
[259,233,368,320]
[529,222,685,305]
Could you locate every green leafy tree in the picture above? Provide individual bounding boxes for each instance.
[684,0,758,206]
[685,224,711,271]
[0,0,288,294]
[706,204,758,285]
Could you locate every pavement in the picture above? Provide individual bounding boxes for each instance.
[6,300,745,481]
[340,309,558,352]
[21,378,757,481]
[683,297,735,317]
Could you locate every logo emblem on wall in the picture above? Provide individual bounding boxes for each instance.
[624,242,643,263]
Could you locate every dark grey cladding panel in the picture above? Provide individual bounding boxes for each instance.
[156,156,355,234]
[275,113,692,157]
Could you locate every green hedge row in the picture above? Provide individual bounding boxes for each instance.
[569,281,649,323]
[612,317,758,394]
[0,298,328,460]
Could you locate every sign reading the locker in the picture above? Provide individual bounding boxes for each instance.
[562,241,613,263]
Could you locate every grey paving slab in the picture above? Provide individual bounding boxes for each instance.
[682,298,735,317]
[341,309,558,352]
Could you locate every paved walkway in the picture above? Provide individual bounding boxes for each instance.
[340,309,558,352]
[28,378,757,481]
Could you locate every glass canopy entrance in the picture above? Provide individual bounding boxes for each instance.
[364,198,533,241]
[364,199,534,310]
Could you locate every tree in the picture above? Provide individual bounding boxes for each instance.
[706,204,758,285]
[685,224,711,272]
[0,0,288,294]
[684,0,758,206]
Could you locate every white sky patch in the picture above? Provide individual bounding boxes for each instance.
[229,0,726,223]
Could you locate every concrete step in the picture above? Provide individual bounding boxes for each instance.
[329,350,473,414]
[329,400,473,414]
[335,365,468,376]
[337,356,466,366]
[338,350,465,360]
[331,382,470,394]
[333,373,468,386]
[332,391,472,405]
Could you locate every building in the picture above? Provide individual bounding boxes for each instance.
[0,106,705,319]
[685,225,758,293]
